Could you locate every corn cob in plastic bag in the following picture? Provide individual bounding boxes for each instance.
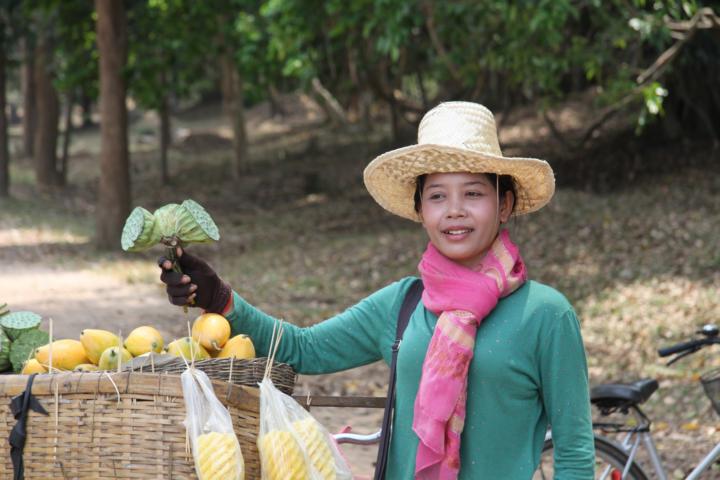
[257,377,351,480]
[182,368,245,480]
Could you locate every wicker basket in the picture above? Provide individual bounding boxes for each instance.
[127,355,296,395]
[701,367,720,415]
[0,371,261,479]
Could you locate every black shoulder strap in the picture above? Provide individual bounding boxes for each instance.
[395,278,423,341]
[374,278,424,480]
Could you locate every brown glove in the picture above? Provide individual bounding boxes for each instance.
[158,247,232,314]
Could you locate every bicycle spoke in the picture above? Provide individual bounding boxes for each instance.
[597,464,612,480]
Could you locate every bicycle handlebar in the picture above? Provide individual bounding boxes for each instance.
[333,429,381,445]
[657,338,709,357]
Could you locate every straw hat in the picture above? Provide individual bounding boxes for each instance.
[363,101,555,221]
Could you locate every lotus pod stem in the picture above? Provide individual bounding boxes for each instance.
[165,245,194,313]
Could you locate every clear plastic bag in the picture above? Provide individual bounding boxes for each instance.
[258,377,352,480]
[182,368,245,480]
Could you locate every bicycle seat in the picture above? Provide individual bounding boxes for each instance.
[590,378,659,409]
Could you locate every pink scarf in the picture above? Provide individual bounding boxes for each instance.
[413,229,527,479]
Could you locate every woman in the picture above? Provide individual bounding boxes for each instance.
[159,102,595,479]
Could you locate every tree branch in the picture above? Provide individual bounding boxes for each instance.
[637,7,719,85]
[547,7,720,150]
[311,77,348,126]
[543,93,640,152]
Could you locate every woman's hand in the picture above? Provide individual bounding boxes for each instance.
[158,247,231,314]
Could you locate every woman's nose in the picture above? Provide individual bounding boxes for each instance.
[445,196,466,218]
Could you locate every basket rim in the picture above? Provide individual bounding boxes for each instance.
[0,371,260,411]
[126,354,296,374]
[700,366,720,384]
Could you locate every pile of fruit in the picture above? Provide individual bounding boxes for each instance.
[0,305,255,375]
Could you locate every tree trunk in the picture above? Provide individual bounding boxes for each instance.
[219,50,248,179]
[95,0,130,250]
[231,71,248,178]
[416,69,428,110]
[59,89,75,186]
[0,38,9,198]
[80,88,93,128]
[389,94,399,144]
[159,92,170,185]
[21,37,35,158]
[268,85,286,117]
[33,32,60,189]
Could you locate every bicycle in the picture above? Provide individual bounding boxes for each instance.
[329,324,720,479]
[537,323,720,480]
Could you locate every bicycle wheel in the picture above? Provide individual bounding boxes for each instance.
[533,435,649,480]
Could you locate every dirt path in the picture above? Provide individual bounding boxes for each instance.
[3,265,182,337]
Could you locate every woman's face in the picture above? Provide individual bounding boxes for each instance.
[419,172,514,268]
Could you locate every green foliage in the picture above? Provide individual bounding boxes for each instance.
[10,0,716,145]
[254,0,717,141]
[636,82,669,133]
[127,0,215,110]
[53,1,97,95]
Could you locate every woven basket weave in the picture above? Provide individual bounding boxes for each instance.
[0,372,261,479]
[127,356,296,395]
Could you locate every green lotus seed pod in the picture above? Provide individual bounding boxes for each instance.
[153,203,186,240]
[121,200,220,256]
[121,207,161,252]
[177,199,220,243]
[0,311,42,341]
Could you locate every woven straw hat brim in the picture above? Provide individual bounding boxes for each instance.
[364,143,555,222]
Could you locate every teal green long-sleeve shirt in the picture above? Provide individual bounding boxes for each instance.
[226,277,595,479]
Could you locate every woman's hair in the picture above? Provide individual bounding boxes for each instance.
[413,173,517,214]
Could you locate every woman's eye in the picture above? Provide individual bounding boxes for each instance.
[427,193,444,200]
[466,191,483,197]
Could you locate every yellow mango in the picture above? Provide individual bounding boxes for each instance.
[258,430,309,480]
[21,358,47,374]
[216,334,255,360]
[35,339,89,371]
[125,325,164,356]
[192,313,231,352]
[80,329,121,364]
[196,431,244,480]
[97,346,133,371]
[166,337,210,361]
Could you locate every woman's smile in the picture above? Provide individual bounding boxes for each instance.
[441,226,475,240]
